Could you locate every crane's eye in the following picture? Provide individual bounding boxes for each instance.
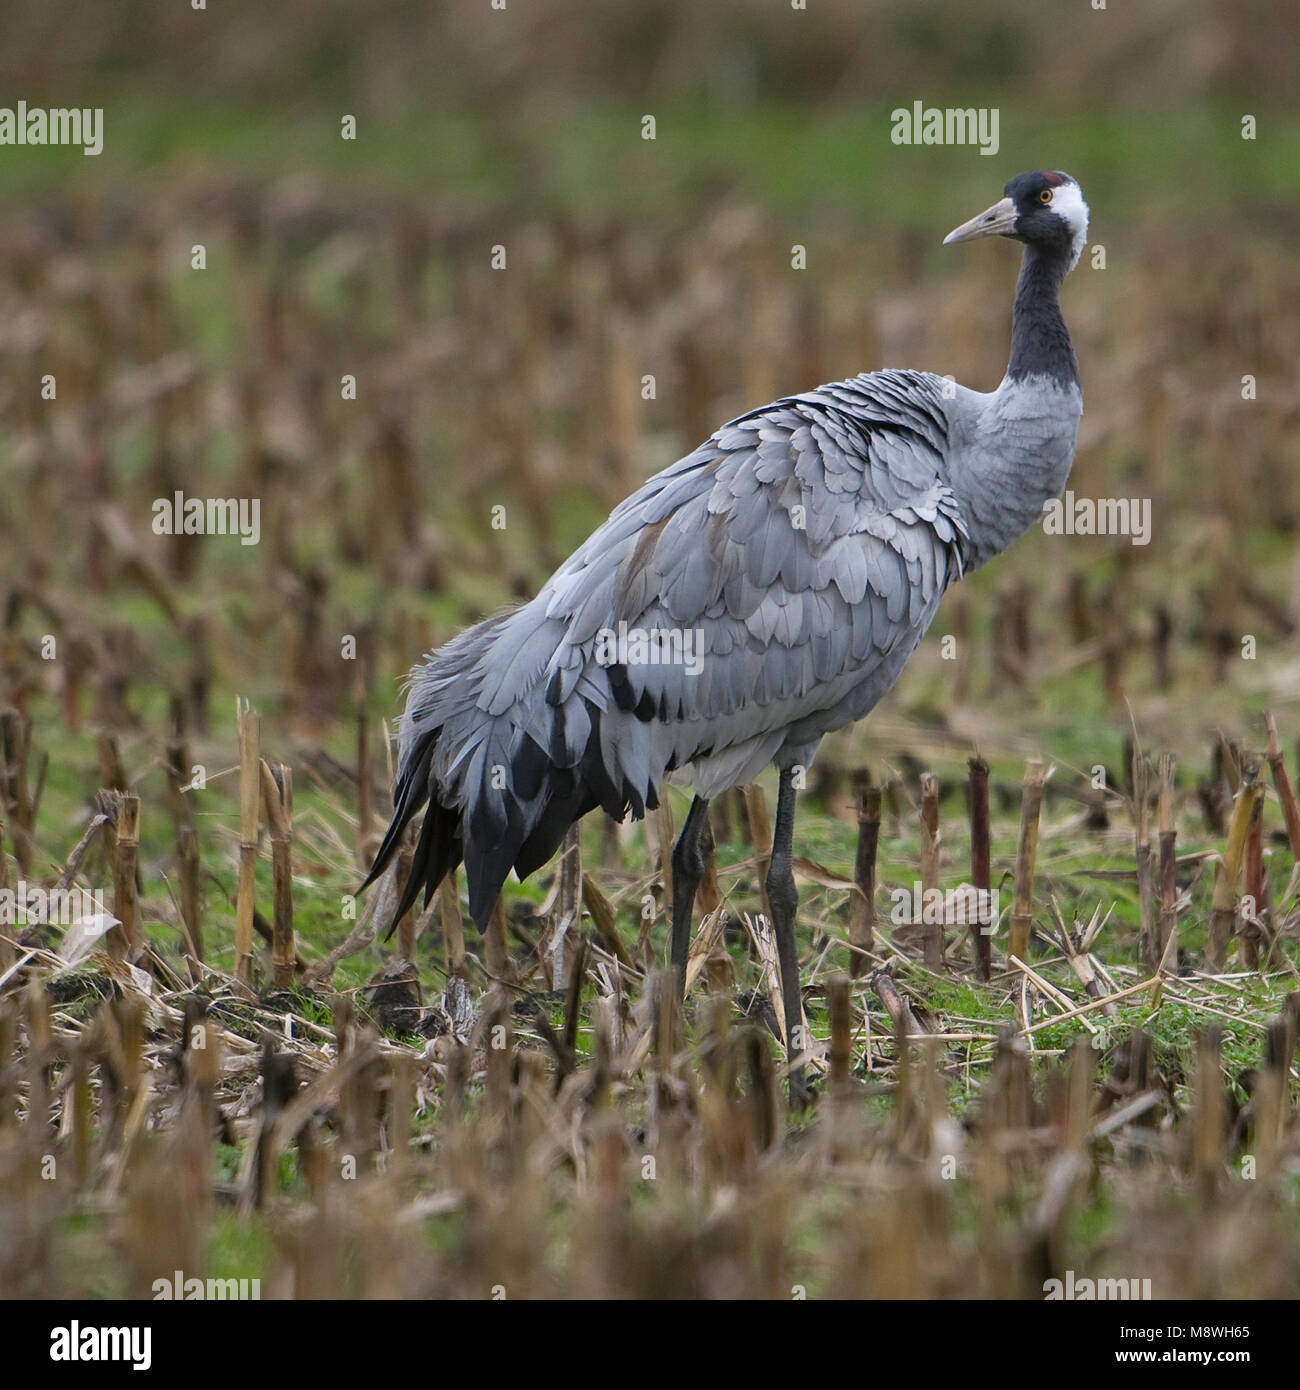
[1038,188,1054,204]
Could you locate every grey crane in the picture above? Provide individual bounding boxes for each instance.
[366,170,1089,1102]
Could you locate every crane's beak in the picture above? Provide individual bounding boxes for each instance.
[943,196,1019,245]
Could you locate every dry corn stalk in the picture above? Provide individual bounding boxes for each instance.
[1009,758,1050,961]
[1263,713,1300,859]
[742,782,773,923]
[111,793,141,960]
[919,772,942,970]
[234,700,260,986]
[1156,752,1177,971]
[166,734,202,967]
[1208,762,1262,972]
[968,756,992,981]
[259,760,295,989]
[440,871,468,979]
[1132,749,1157,969]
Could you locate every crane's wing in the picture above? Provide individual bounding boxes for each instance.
[531,369,965,770]
[390,369,968,922]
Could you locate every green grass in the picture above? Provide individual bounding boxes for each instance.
[9,95,1299,231]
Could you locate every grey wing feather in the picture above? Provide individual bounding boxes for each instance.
[522,369,968,792]
[389,368,969,923]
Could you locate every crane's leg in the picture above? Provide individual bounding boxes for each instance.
[766,766,808,1110]
[669,794,711,997]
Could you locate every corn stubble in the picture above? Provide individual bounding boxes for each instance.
[2,184,1300,1300]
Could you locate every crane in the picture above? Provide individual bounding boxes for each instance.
[366,170,1089,1104]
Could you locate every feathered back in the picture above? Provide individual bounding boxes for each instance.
[366,370,968,927]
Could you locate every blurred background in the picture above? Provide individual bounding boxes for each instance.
[0,0,1298,881]
[2,0,1300,1302]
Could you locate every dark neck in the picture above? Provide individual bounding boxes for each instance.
[1006,245,1077,386]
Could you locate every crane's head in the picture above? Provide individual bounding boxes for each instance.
[943,171,1089,271]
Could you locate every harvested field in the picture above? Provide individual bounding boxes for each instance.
[1,0,1299,1339]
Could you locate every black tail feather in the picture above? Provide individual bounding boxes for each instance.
[359,729,466,940]
[358,732,435,893]
[383,796,462,938]
[364,701,656,937]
